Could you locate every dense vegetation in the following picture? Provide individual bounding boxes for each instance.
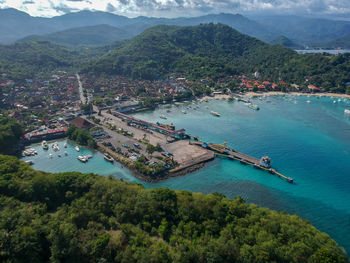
[0,154,347,263]
[0,40,125,81]
[66,125,96,148]
[82,24,350,93]
[0,117,23,154]
[82,24,295,80]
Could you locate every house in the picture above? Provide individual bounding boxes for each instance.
[308,85,321,92]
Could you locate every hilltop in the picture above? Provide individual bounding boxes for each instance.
[81,23,295,80]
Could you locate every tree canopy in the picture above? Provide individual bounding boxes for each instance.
[0,154,347,263]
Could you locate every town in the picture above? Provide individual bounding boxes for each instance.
[1,69,324,180]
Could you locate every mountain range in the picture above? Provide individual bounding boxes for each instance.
[2,8,350,48]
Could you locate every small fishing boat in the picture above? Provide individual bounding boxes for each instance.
[75,146,80,152]
[48,154,53,159]
[345,109,350,114]
[104,153,114,162]
[64,142,67,148]
[42,140,48,150]
[25,160,34,165]
[306,100,311,103]
[77,156,87,163]
[159,115,167,119]
[248,103,260,110]
[181,110,187,114]
[210,111,221,117]
[64,151,68,156]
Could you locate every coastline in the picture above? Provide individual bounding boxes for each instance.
[244,91,350,99]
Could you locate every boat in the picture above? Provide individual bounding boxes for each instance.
[306,100,311,103]
[53,144,60,152]
[42,140,48,150]
[75,146,80,152]
[345,109,350,114]
[64,142,67,148]
[77,156,87,163]
[248,103,260,110]
[166,109,171,113]
[210,111,221,117]
[181,110,187,114]
[64,151,68,156]
[104,153,114,162]
[58,154,61,157]
[159,115,167,119]
[85,155,93,159]
[25,160,34,165]
[48,154,53,159]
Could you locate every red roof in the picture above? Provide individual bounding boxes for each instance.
[308,85,320,90]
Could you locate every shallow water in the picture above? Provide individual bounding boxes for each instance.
[22,95,350,252]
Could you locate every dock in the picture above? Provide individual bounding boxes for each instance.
[191,141,294,183]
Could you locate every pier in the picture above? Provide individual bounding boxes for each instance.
[191,141,294,183]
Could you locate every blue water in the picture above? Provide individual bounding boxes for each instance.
[21,95,350,253]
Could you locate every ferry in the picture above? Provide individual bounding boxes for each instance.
[41,140,48,150]
[159,115,167,119]
[104,153,114,162]
[345,109,350,114]
[248,103,260,110]
[210,111,221,117]
[75,146,80,152]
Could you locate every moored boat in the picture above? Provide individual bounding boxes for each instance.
[77,156,87,162]
[248,103,260,110]
[159,115,167,119]
[75,146,80,152]
[25,160,34,165]
[42,140,48,150]
[345,109,350,114]
[210,111,221,117]
[104,153,114,162]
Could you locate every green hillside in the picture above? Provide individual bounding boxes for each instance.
[81,23,295,80]
[326,34,350,49]
[82,23,350,93]
[18,24,132,46]
[0,154,347,262]
[271,36,303,49]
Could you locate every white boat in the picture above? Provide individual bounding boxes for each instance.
[345,109,350,114]
[75,146,80,152]
[77,156,87,162]
[333,100,337,103]
[42,140,48,150]
[104,153,114,162]
[306,100,311,103]
[248,103,260,110]
[181,110,187,114]
[25,160,34,165]
[210,111,221,117]
[48,154,53,159]
[64,142,67,148]
[64,151,68,156]
[159,115,167,119]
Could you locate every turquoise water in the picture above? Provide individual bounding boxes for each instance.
[21,95,350,252]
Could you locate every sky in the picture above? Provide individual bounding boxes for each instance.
[0,0,350,18]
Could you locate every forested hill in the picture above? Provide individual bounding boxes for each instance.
[81,23,296,80]
[81,23,350,93]
[0,40,123,81]
[0,154,347,262]
[0,41,79,80]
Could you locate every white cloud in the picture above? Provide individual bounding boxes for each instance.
[0,0,350,17]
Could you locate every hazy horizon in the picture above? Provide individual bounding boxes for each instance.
[1,0,350,19]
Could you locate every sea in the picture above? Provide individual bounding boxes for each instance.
[21,95,350,253]
[296,49,350,54]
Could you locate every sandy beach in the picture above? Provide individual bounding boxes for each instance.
[244,91,350,99]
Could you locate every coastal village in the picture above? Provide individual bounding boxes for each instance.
[1,69,337,182]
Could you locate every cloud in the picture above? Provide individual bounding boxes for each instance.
[1,0,350,18]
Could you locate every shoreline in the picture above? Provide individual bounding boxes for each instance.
[243,91,350,99]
